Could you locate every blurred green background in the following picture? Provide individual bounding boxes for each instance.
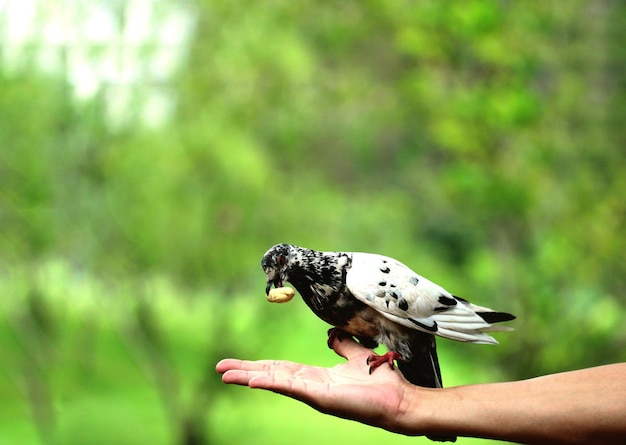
[1,1,625,444]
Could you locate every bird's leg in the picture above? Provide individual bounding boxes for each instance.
[366,351,403,374]
[327,327,351,348]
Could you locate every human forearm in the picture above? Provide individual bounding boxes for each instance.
[401,363,626,444]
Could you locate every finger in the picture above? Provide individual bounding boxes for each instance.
[221,365,295,384]
[222,364,313,393]
[216,358,304,375]
[221,369,255,385]
[248,373,324,407]
[216,358,246,374]
[330,335,371,361]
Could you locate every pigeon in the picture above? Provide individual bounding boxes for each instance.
[261,243,516,442]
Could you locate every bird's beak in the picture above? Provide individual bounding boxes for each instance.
[265,278,284,295]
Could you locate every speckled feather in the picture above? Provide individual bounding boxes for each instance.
[345,252,515,344]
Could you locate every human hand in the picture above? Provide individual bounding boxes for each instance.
[217,336,626,444]
[215,335,425,434]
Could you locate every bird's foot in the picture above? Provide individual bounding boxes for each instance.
[327,328,351,348]
[366,351,402,374]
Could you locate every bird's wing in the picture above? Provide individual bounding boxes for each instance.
[345,252,508,344]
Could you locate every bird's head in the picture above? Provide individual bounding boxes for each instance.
[261,243,294,295]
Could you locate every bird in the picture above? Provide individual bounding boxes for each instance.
[261,243,516,443]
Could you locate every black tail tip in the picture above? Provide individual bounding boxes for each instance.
[477,311,516,324]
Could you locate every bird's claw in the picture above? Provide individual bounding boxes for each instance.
[327,328,350,348]
[366,351,402,374]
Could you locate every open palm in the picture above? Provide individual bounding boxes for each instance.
[216,336,418,433]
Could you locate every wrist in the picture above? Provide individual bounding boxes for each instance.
[392,384,446,436]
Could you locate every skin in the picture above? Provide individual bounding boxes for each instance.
[216,336,626,445]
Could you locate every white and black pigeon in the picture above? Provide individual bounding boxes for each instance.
[261,243,515,443]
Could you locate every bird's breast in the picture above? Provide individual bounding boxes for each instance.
[340,307,381,338]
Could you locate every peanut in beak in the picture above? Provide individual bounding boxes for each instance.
[266,287,295,303]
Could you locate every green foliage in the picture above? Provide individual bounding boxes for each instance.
[1,1,626,444]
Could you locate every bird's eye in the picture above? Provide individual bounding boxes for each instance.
[278,255,286,266]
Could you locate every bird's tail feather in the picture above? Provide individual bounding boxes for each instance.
[397,332,442,388]
[432,299,516,344]
[396,332,457,443]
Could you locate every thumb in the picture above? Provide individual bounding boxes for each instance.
[329,331,372,361]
